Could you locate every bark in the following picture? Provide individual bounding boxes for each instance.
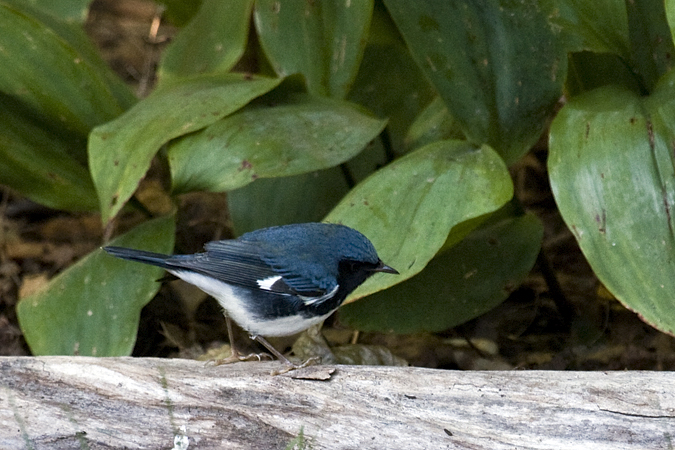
[1,356,673,449]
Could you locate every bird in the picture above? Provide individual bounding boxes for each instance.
[104,222,398,372]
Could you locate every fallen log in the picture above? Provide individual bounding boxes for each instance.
[1,356,673,449]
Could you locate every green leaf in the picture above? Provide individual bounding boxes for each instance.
[552,0,629,55]
[325,140,514,299]
[404,96,465,152]
[667,0,675,45]
[383,0,566,164]
[17,215,175,356]
[348,2,436,154]
[341,136,395,185]
[228,168,350,235]
[227,137,393,235]
[88,73,281,224]
[0,2,135,140]
[158,0,253,85]
[548,77,675,335]
[12,0,90,22]
[254,0,373,98]
[566,51,643,97]
[169,94,386,193]
[161,0,203,27]
[626,0,675,92]
[339,209,543,333]
[0,96,97,211]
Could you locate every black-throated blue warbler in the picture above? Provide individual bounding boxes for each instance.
[104,222,397,372]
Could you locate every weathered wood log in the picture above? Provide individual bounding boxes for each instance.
[1,356,673,449]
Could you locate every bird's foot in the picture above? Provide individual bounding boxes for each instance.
[250,335,322,375]
[271,356,321,376]
[237,352,274,362]
[208,349,274,366]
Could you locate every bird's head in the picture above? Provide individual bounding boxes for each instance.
[241,222,398,294]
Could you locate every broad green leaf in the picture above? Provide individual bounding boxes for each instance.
[0,96,97,211]
[404,96,464,152]
[668,0,675,45]
[17,215,175,356]
[339,210,543,333]
[566,51,644,97]
[626,0,674,92]
[254,0,373,98]
[0,2,135,141]
[158,0,253,86]
[89,73,281,224]
[348,2,436,154]
[341,135,395,186]
[161,0,204,27]
[439,211,494,253]
[383,0,566,164]
[552,0,629,55]
[228,136,391,235]
[12,0,91,22]
[169,94,386,193]
[325,140,514,299]
[549,77,675,336]
[229,167,350,235]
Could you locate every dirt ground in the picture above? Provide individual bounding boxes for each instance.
[2,0,675,371]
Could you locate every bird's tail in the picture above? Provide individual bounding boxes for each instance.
[103,246,171,269]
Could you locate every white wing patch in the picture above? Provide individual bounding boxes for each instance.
[299,284,339,305]
[256,275,283,291]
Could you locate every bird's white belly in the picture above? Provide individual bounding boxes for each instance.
[171,270,333,337]
[251,311,333,337]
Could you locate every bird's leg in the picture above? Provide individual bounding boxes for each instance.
[212,317,273,365]
[253,335,320,375]
[226,316,274,362]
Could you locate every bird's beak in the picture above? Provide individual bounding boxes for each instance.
[373,260,399,275]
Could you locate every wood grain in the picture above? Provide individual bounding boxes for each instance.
[1,356,673,449]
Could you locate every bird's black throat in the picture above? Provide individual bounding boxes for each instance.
[285,259,381,318]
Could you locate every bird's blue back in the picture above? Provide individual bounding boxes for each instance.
[206,223,380,293]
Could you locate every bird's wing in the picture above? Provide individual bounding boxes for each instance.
[162,240,285,293]
[166,240,333,298]
[206,239,336,297]
[262,263,334,296]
